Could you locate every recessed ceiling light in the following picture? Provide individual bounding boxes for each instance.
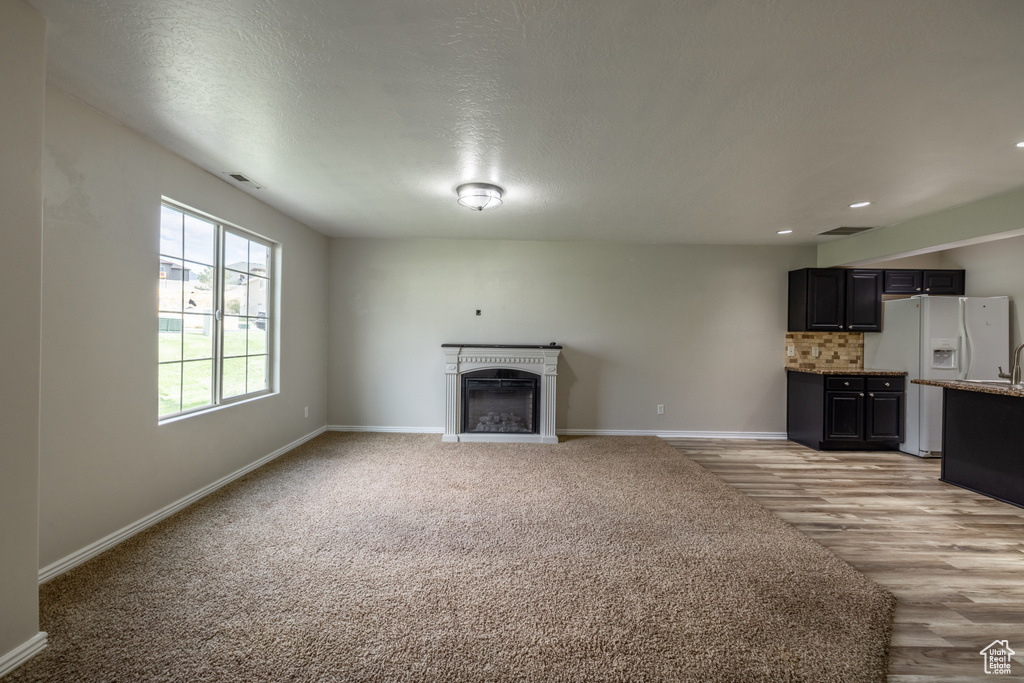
[777,229,793,235]
[849,201,871,209]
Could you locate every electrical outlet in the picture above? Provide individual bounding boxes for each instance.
[811,346,819,357]
[787,345,795,357]
[657,404,665,415]
[304,406,309,418]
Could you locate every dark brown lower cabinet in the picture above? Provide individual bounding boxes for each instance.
[788,371,905,450]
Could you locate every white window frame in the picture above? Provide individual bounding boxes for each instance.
[158,199,276,422]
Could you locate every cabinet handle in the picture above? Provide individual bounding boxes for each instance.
[884,382,890,387]
[925,288,930,291]
[844,381,850,386]
[916,288,921,291]
[839,325,844,329]
[860,393,865,397]
[869,392,874,397]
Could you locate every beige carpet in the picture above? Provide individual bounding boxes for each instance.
[6,433,895,682]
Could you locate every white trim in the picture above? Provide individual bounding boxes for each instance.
[327,425,444,434]
[327,426,786,440]
[38,427,327,584]
[0,632,47,678]
[559,429,788,440]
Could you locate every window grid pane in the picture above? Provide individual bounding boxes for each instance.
[160,203,272,420]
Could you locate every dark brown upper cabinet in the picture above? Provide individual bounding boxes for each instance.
[882,269,964,295]
[922,269,965,295]
[882,269,923,294]
[788,268,882,332]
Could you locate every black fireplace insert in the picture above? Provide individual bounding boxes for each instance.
[461,368,539,434]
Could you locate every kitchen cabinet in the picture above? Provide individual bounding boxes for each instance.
[787,371,905,450]
[922,269,965,295]
[788,268,882,332]
[882,269,964,295]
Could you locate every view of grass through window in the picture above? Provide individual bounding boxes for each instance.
[158,203,272,419]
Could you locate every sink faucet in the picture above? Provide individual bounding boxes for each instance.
[997,342,1024,385]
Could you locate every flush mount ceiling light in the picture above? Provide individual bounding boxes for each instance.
[777,229,793,235]
[849,201,871,208]
[456,183,503,211]
[1016,141,1024,148]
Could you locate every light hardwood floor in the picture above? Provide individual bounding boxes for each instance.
[665,438,1024,682]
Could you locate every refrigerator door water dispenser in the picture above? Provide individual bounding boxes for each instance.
[931,338,957,369]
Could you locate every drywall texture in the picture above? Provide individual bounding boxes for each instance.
[939,234,1024,348]
[38,86,330,568]
[0,0,45,662]
[327,238,814,434]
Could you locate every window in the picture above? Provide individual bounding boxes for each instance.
[158,201,274,420]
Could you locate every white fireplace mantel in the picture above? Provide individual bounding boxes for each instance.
[442,344,561,444]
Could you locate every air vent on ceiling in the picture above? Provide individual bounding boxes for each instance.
[223,172,263,189]
[818,226,875,236]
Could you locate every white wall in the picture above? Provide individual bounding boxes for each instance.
[0,0,46,663]
[327,238,814,434]
[38,86,330,568]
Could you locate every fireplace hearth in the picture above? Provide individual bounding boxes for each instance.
[442,344,561,443]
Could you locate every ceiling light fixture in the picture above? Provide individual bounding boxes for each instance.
[1016,141,1024,148]
[849,201,871,208]
[777,229,793,235]
[456,183,503,211]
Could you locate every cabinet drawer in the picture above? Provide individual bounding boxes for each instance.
[826,377,863,391]
[866,377,903,391]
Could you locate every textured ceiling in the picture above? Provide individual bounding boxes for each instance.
[28,0,1024,244]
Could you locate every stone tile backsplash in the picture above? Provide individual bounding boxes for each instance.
[785,332,864,370]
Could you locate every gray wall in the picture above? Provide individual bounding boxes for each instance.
[38,86,330,568]
[0,0,45,660]
[328,238,814,434]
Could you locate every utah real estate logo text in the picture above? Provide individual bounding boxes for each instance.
[980,640,1014,675]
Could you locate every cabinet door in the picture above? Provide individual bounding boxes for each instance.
[866,391,904,442]
[883,269,923,294]
[923,270,965,295]
[845,269,882,332]
[806,269,846,330]
[825,391,864,441]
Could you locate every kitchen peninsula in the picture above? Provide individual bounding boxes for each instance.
[913,379,1024,508]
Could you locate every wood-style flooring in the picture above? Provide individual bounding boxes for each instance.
[665,438,1024,682]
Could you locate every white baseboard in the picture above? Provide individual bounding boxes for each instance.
[327,426,786,440]
[0,632,47,678]
[559,429,788,440]
[327,425,444,434]
[38,426,327,584]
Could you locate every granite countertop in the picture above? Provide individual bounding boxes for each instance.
[912,378,1024,398]
[786,368,908,376]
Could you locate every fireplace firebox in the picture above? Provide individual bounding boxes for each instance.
[462,369,539,434]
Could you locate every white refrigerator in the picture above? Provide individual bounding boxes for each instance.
[864,295,1009,457]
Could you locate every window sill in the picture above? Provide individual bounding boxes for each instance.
[158,390,277,425]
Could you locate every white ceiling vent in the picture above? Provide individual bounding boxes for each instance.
[223,172,263,189]
[818,226,875,236]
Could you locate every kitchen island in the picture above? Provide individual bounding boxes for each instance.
[913,379,1024,508]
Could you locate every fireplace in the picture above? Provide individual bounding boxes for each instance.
[442,344,561,443]
[462,369,539,435]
